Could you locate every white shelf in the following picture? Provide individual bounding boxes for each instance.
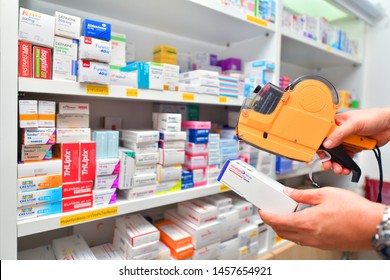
[19,78,244,107]
[17,182,229,237]
[281,28,362,68]
[275,165,325,180]
[24,0,275,47]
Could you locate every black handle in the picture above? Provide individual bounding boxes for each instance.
[320,144,361,182]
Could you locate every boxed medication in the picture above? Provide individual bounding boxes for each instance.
[171,244,194,260]
[218,159,298,214]
[162,63,180,91]
[79,36,112,63]
[18,245,56,260]
[218,209,240,241]
[185,142,208,155]
[191,168,207,187]
[54,11,81,39]
[182,120,211,130]
[110,32,126,66]
[121,140,158,154]
[165,209,221,249]
[52,234,97,260]
[94,174,118,190]
[184,154,208,169]
[17,201,62,220]
[59,142,79,183]
[22,128,56,145]
[204,193,232,208]
[21,144,53,162]
[156,179,181,195]
[157,164,182,182]
[18,159,62,178]
[131,249,160,260]
[62,193,93,212]
[33,46,51,80]
[120,129,159,143]
[191,242,221,260]
[83,19,111,41]
[115,213,160,247]
[18,174,62,193]
[155,220,192,249]
[153,112,182,124]
[52,36,78,82]
[38,101,56,127]
[132,173,157,187]
[238,224,258,247]
[159,140,185,149]
[62,181,93,198]
[239,241,259,260]
[231,197,254,218]
[126,41,136,63]
[133,62,164,90]
[118,184,156,200]
[109,65,137,87]
[78,60,110,85]
[134,152,159,166]
[156,241,171,260]
[90,243,122,260]
[107,130,119,158]
[180,70,219,80]
[134,164,157,176]
[18,41,32,78]
[17,187,62,207]
[56,128,91,143]
[58,102,90,115]
[79,141,96,181]
[181,77,220,88]
[96,158,120,176]
[178,199,218,226]
[19,8,55,48]
[56,113,89,128]
[159,148,185,166]
[218,238,239,260]
[19,100,38,128]
[159,131,186,141]
[92,130,108,159]
[93,188,117,206]
[154,121,181,132]
[118,149,135,190]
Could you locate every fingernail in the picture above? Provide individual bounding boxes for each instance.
[323,139,333,148]
[283,186,294,195]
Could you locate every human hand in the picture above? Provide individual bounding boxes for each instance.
[321,107,390,175]
[259,186,386,251]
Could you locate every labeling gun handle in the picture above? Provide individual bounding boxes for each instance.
[343,134,377,151]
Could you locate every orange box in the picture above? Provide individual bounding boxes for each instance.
[155,220,192,250]
[18,173,62,192]
[170,244,194,260]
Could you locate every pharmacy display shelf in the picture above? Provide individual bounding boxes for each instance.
[23,0,275,47]
[281,28,363,69]
[275,165,325,180]
[17,182,229,237]
[19,78,244,107]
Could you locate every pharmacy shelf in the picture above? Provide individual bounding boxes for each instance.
[281,28,363,69]
[23,0,275,47]
[275,165,325,180]
[17,182,229,237]
[19,78,244,107]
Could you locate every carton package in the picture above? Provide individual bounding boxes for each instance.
[17,201,62,220]
[155,220,192,249]
[17,187,62,207]
[62,193,93,212]
[110,32,126,66]
[18,174,62,192]
[21,128,56,145]
[52,234,97,260]
[90,243,123,260]
[19,100,38,128]
[58,102,90,115]
[62,181,93,198]
[54,11,81,39]
[78,60,110,85]
[33,46,51,79]
[177,199,218,226]
[38,101,56,127]
[52,36,78,82]
[18,41,32,78]
[21,144,53,162]
[79,36,112,63]
[82,19,111,41]
[17,159,62,178]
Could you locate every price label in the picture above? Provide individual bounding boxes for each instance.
[246,15,268,27]
[220,185,230,192]
[60,206,118,227]
[326,46,332,52]
[219,96,227,103]
[182,93,195,101]
[86,84,109,95]
[126,88,138,97]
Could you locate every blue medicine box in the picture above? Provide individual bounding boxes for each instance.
[83,19,111,41]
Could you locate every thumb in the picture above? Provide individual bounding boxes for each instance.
[323,122,356,149]
[283,187,322,205]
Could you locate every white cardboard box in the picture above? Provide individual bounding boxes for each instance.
[177,199,218,226]
[52,234,96,260]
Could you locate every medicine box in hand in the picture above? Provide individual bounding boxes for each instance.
[218,159,298,214]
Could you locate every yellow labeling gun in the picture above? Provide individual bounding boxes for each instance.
[236,75,376,182]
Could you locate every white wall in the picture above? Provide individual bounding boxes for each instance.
[361,0,390,182]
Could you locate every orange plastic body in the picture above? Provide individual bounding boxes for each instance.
[237,79,376,162]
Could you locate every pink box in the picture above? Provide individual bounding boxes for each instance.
[79,142,96,181]
[62,194,93,212]
[184,154,208,170]
[61,142,79,183]
[62,181,93,198]
[181,121,211,130]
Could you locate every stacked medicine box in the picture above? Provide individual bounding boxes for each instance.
[78,18,112,84]
[179,69,220,96]
[17,100,62,220]
[113,214,160,260]
[243,59,275,98]
[182,121,211,187]
[153,113,186,195]
[207,133,221,184]
[52,234,96,260]
[56,102,95,213]
[117,129,159,199]
[219,74,240,98]
[92,128,120,207]
[165,199,222,260]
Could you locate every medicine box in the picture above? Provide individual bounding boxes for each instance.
[94,174,118,190]
[62,193,93,212]
[18,174,62,193]
[203,193,232,208]
[159,131,187,141]
[59,142,79,183]
[90,243,123,260]
[17,201,62,220]
[21,144,53,162]
[159,148,185,166]
[180,70,219,80]
[171,244,194,260]
[93,188,116,206]
[120,130,159,143]
[217,209,240,242]
[134,164,157,176]
[155,220,192,249]
[78,60,110,85]
[191,242,221,260]
[79,36,112,63]
[111,32,126,67]
[56,128,91,143]
[115,213,160,247]
[153,112,182,124]
[162,63,180,91]
[22,128,56,145]
[125,62,164,90]
[38,100,56,127]
[181,77,220,88]
[156,242,171,260]
[96,158,120,176]
[79,142,96,181]
[56,114,89,128]
[109,65,137,87]
[218,238,239,260]
[132,173,157,187]
[157,164,182,182]
[18,159,62,178]
[54,11,81,39]
[62,181,93,198]
[17,187,62,207]
[52,36,78,82]
[159,140,185,149]
[118,149,135,190]
[58,102,90,115]
[33,46,51,80]
[218,159,298,214]
[18,41,32,78]
[178,199,218,226]
[121,140,158,154]
[83,19,111,41]
[118,184,156,200]
[52,234,97,260]
[154,121,181,132]
[182,121,211,130]
[19,8,55,48]
[156,179,181,195]
[19,100,38,128]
